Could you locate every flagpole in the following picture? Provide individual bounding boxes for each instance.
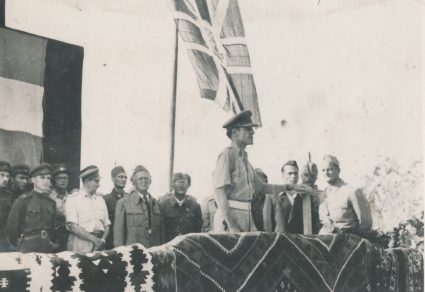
[169,23,178,191]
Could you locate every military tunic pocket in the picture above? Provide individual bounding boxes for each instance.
[127,211,144,226]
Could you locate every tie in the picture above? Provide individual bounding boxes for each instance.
[143,194,152,230]
[289,194,304,234]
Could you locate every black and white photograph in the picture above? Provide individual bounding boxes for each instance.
[0,0,423,291]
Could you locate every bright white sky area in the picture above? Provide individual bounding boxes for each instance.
[6,0,424,199]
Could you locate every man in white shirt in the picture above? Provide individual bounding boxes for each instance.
[65,165,110,253]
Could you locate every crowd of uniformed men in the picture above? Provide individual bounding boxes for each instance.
[0,110,373,254]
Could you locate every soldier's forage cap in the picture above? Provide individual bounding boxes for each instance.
[132,165,150,176]
[0,161,11,173]
[52,164,69,177]
[172,173,188,183]
[79,165,100,180]
[30,163,51,177]
[322,155,340,168]
[281,160,299,172]
[111,166,126,178]
[11,164,30,177]
[222,110,258,129]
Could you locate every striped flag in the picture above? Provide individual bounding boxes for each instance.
[0,27,83,176]
[168,0,262,126]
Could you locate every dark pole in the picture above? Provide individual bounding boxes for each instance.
[169,23,178,191]
[1,0,6,28]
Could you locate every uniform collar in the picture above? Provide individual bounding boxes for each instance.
[230,144,247,157]
[112,188,124,199]
[172,194,186,207]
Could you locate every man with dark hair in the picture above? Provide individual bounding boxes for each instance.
[65,165,110,253]
[114,165,164,248]
[160,173,202,243]
[103,166,127,249]
[319,155,372,235]
[213,110,313,232]
[9,164,30,201]
[0,161,13,252]
[6,163,58,252]
[263,160,317,234]
[49,164,70,252]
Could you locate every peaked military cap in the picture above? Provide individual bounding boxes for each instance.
[111,166,126,177]
[11,164,30,177]
[0,161,11,173]
[52,163,69,177]
[79,165,100,180]
[222,110,258,129]
[30,163,51,177]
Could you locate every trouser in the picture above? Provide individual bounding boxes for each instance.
[213,200,257,232]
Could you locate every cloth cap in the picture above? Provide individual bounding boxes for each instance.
[11,164,30,177]
[322,155,340,168]
[132,165,150,177]
[52,163,69,177]
[222,110,258,129]
[79,165,100,180]
[172,173,188,183]
[281,160,299,172]
[111,166,126,177]
[30,163,51,177]
[0,161,11,173]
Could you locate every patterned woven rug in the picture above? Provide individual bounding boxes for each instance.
[154,232,382,292]
[0,244,153,291]
[0,233,422,292]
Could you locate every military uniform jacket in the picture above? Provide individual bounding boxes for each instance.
[5,190,56,245]
[159,194,202,243]
[114,191,164,248]
[0,188,13,237]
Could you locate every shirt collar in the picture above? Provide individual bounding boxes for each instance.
[230,144,247,157]
[136,191,150,202]
[173,195,186,207]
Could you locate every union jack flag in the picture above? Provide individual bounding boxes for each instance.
[168,0,262,126]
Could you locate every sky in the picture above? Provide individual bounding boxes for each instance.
[6,0,424,198]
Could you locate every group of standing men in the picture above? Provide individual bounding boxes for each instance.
[0,109,373,254]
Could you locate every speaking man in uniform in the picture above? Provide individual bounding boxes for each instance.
[65,165,110,253]
[103,166,127,249]
[6,163,58,253]
[49,164,70,251]
[213,110,313,232]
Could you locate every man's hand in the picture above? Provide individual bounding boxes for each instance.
[93,238,105,251]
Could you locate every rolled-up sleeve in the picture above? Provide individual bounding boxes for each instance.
[113,198,126,247]
[213,150,232,190]
[65,197,78,225]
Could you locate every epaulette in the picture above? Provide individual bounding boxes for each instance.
[185,195,198,203]
[19,192,34,200]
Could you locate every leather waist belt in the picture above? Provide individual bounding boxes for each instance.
[23,230,49,240]
[228,200,251,211]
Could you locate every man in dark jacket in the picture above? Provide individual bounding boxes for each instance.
[160,173,202,243]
